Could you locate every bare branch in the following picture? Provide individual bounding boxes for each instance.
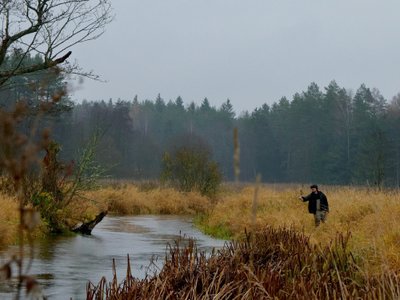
[0,51,71,86]
[0,0,113,87]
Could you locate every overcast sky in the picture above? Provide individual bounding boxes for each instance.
[71,0,400,114]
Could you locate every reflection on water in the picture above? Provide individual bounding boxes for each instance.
[0,215,225,300]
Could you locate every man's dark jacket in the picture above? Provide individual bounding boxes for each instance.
[301,191,329,214]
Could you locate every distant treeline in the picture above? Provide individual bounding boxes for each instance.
[2,73,400,186]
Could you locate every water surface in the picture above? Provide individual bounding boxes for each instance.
[0,215,225,299]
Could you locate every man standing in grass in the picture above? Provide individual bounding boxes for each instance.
[299,184,329,226]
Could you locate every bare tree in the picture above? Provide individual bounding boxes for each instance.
[0,0,113,87]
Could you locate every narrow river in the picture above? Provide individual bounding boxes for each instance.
[0,215,226,300]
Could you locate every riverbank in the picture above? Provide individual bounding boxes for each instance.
[1,215,225,299]
[85,182,211,215]
[82,183,400,299]
[0,184,212,249]
[2,182,400,274]
[95,183,400,269]
[82,182,400,272]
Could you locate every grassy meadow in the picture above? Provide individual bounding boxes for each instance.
[199,184,400,274]
[84,181,212,216]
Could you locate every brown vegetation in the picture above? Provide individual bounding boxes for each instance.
[87,227,400,299]
[85,183,211,216]
[0,191,53,249]
[201,184,400,273]
[0,193,19,247]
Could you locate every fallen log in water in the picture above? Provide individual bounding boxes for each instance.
[71,211,108,235]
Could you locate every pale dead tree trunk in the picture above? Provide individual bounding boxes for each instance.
[0,0,113,87]
[337,89,353,178]
[346,99,351,173]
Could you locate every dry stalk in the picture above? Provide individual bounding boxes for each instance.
[233,127,240,184]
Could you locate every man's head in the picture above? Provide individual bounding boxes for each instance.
[310,184,318,193]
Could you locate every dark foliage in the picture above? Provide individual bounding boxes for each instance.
[47,83,400,187]
[161,135,222,197]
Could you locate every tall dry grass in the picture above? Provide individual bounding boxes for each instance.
[0,193,19,248]
[201,184,400,273]
[83,184,211,216]
[0,193,48,249]
[87,227,400,299]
